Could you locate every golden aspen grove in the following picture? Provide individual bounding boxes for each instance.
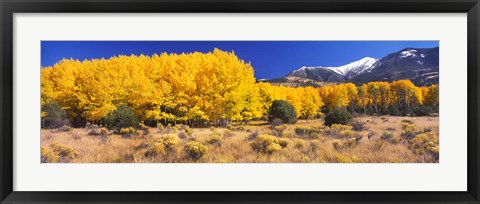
[41,49,440,163]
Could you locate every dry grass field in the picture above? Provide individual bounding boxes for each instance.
[41,116,439,163]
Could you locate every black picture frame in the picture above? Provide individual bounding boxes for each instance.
[1,0,479,203]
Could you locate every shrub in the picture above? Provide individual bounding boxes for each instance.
[159,134,179,151]
[413,105,432,116]
[41,102,71,129]
[57,125,72,132]
[388,106,401,116]
[401,123,421,139]
[350,120,368,131]
[423,127,432,133]
[272,124,287,137]
[250,135,286,154]
[86,123,99,129]
[206,133,222,146]
[390,136,401,144]
[184,141,207,161]
[401,119,413,124]
[371,140,386,150]
[103,104,139,130]
[246,130,260,141]
[119,127,136,137]
[332,140,342,151]
[151,142,167,156]
[88,127,108,137]
[211,129,222,138]
[178,131,188,139]
[139,123,150,135]
[353,132,364,143]
[135,142,150,150]
[270,118,284,127]
[332,138,357,151]
[324,108,352,126]
[268,100,297,124]
[157,124,165,133]
[410,132,439,161]
[277,138,289,148]
[339,129,354,138]
[380,132,401,144]
[174,124,182,130]
[307,141,320,153]
[293,139,306,149]
[41,147,59,163]
[49,142,77,162]
[72,133,81,140]
[223,129,234,138]
[229,125,245,131]
[145,136,174,157]
[184,126,193,135]
[325,124,353,138]
[294,127,322,139]
[266,143,282,153]
[380,131,394,140]
[335,154,363,163]
[367,131,375,140]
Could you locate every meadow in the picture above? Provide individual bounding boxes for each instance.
[40,49,440,163]
[41,116,438,163]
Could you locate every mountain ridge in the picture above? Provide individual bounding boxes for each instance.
[281,46,439,86]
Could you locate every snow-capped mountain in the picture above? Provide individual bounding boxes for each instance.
[351,47,439,85]
[282,47,439,86]
[291,57,377,80]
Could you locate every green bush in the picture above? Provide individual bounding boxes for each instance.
[388,106,401,116]
[324,108,352,126]
[270,118,284,127]
[104,104,139,130]
[268,100,297,124]
[41,102,71,129]
[413,105,432,116]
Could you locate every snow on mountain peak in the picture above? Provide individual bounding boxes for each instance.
[292,57,378,77]
[328,57,378,75]
[400,49,425,58]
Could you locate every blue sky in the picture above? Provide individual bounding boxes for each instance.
[41,41,439,79]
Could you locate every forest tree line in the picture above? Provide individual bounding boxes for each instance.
[41,49,439,128]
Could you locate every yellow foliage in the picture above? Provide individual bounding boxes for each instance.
[41,147,59,163]
[49,142,77,162]
[120,127,136,135]
[42,45,435,125]
[250,134,287,154]
[158,134,179,150]
[41,49,263,124]
[410,132,439,158]
[184,141,208,161]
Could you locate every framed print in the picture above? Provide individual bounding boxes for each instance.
[1,0,479,203]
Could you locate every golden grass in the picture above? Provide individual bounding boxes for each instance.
[40,116,439,163]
